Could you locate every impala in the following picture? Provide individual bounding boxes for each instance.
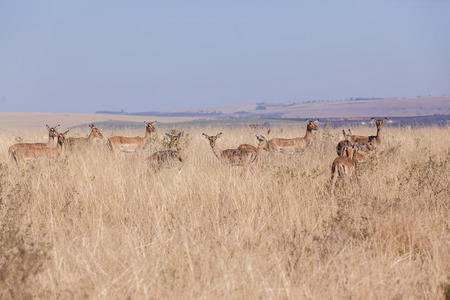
[251,135,269,165]
[147,132,184,167]
[330,141,360,192]
[8,124,59,164]
[107,121,156,153]
[66,124,104,150]
[9,129,69,164]
[267,120,318,153]
[338,118,387,151]
[237,135,269,159]
[202,132,259,167]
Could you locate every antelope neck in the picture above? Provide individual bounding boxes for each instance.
[375,127,382,142]
[143,128,153,143]
[304,128,313,143]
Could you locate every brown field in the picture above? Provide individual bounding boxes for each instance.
[0,112,199,129]
[195,95,450,118]
[0,124,449,298]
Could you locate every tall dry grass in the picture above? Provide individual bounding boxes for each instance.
[0,125,449,299]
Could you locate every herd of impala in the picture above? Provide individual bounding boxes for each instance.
[7,118,387,190]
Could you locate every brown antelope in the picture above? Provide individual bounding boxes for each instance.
[251,135,269,165]
[202,132,259,167]
[339,118,387,150]
[66,124,104,150]
[239,129,271,152]
[146,132,184,167]
[330,141,360,192]
[9,129,69,164]
[107,121,156,153]
[238,135,269,157]
[237,143,257,151]
[336,129,351,156]
[8,124,60,164]
[267,120,318,153]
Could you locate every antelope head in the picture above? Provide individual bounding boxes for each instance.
[166,132,183,148]
[56,129,70,146]
[89,124,104,138]
[45,124,60,139]
[202,132,222,148]
[344,141,360,158]
[256,135,269,150]
[371,117,388,129]
[306,120,319,131]
[145,121,157,133]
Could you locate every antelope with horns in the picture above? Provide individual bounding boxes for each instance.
[66,124,104,150]
[107,121,156,153]
[202,132,260,167]
[147,132,184,168]
[330,141,360,193]
[337,118,387,152]
[267,120,318,153]
[8,124,60,164]
[9,129,69,164]
[237,135,269,164]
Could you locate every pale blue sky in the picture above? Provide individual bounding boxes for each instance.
[1,1,449,113]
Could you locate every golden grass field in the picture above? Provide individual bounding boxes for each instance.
[0,124,449,299]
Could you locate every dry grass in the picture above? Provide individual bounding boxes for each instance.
[0,125,449,299]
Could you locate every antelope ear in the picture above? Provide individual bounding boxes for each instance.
[202,133,209,139]
[314,119,319,123]
[347,129,352,135]
[342,129,346,137]
[46,124,50,129]
[63,130,70,135]
[178,132,183,138]
[165,133,172,138]
[151,120,157,124]
[259,135,267,141]
[215,132,222,138]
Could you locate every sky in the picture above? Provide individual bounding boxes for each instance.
[1,1,449,113]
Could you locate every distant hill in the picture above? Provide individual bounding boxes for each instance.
[96,95,450,119]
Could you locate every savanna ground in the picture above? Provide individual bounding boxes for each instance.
[0,124,449,299]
